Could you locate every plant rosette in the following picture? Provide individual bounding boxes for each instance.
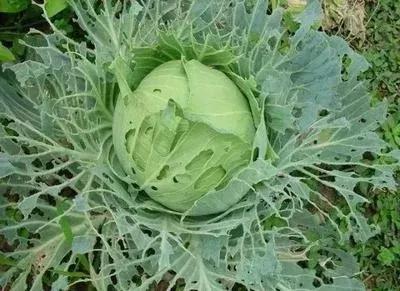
[0,0,398,290]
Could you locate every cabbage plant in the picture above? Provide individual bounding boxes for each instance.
[0,0,398,290]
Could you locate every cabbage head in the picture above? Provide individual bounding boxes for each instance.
[113,59,255,213]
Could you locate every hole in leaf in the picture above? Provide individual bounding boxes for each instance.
[170,119,190,152]
[110,270,118,285]
[45,161,55,170]
[145,248,155,256]
[325,260,334,269]
[186,149,213,171]
[313,279,322,287]
[194,166,226,190]
[43,194,56,206]
[253,147,259,161]
[151,186,158,191]
[173,174,191,184]
[31,158,42,168]
[60,186,77,198]
[145,127,153,135]
[153,88,161,93]
[32,208,44,217]
[360,118,366,123]
[319,109,329,117]
[124,128,136,153]
[157,165,169,180]
[341,54,351,81]
[59,169,73,179]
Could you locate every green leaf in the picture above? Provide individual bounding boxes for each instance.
[0,253,17,266]
[51,275,69,291]
[0,153,16,177]
[0,0,29,13]
[72,235,96,254]
[0,42,15,62]
[378,247,395,265]
[18,195,39,218]
[45,0,68,17]
[392,244,400,255]
[53,270,90,278]
[57,201,74,245]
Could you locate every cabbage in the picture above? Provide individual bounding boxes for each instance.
[113,59,255,213]
[0,0,398,290]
